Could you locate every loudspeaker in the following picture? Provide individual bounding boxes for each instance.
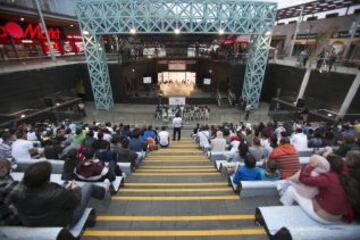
[296,98,305,108]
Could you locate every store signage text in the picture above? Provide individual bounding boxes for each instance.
[0,22,60,40]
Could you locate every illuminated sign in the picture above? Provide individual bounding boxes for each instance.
[0,22,61,40]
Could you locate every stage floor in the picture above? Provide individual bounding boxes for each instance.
[134,87,214,98]
[82,102,271,127]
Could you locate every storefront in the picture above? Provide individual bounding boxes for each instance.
[0,19,83,60]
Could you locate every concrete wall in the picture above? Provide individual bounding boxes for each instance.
[1,62,359,116]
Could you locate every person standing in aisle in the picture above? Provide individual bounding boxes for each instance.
[172,113,183,141]
[245,103,252,121]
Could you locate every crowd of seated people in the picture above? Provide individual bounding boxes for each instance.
[155,105,210,121]
[193,120,360,224]
[0,120,176,229]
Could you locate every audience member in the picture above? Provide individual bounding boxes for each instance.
[260,159,280,181]
[11,131,37,160]
[269,138,300,179]
[232,155,261,184]
[10,161,107,227]
[158,126,170,147]
[0,158,20,225]
[75,149,115,182]
[211,131,226,151]
[280,154,352,224]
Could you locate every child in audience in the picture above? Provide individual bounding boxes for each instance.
[232,154,261,184]
[260,159,280,181]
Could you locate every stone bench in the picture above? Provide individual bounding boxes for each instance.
[11,172,123,192]
[229,176,285,197]
[15,158,133,176]
[0,208,94,240]
[256,206,360,240]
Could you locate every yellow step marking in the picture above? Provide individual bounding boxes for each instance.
[140,166,214,169]
[144,160,208,162]
[132,172,219,176]
[84,228,265,237]
[96,214,254,221]
[146,156,207,158]
[136,169,216,173]
[121,188,231,192]
[112,195,240,201]
[125,182,227,187]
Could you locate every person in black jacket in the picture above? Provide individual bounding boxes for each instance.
[10,161,107,227]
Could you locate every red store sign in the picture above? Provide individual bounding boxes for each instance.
[0,21,61,40]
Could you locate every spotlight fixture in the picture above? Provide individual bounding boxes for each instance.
[20,17,25,21]
[265,31,271,36]
[70,24,74,27]
[218,29,224,35]
[130,28,136,34]
[174,28,180,34]
[82,30,89,35]
[56,103,61,106]
[20,114,26,118]
[327,113,333,117]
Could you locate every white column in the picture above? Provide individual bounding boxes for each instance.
[338,71,360,118]
[288,5,304,58]
[296,62,311,101]
[34,0,56,61]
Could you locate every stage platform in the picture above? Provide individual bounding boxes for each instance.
[82,102,271,127]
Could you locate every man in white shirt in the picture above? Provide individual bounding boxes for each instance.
[158,126,170,147]
[172,113,183,141]
[291,128,308,152]
[198,126,210,150]
[11,131,36,160]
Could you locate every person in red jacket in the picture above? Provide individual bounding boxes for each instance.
[280,154,352,224]
[269,138,300,179]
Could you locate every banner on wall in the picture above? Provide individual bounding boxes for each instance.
[169,97,186,106]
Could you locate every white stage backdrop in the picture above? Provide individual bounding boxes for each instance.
[169,97,186,106]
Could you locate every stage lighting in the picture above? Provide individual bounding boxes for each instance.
[130,28,136,34]
[218,29,224,35]
[328,113,333,117]
[20,114,26,118]
[265,31,271,36]
[174,28,181,34]
[82,30,89,35]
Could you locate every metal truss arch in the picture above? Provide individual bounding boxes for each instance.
[76,0,277,109]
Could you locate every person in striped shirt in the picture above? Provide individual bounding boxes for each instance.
[269,137,300,179]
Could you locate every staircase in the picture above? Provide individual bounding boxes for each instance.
[84,139,273,239]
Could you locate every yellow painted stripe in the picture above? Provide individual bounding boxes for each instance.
[132,172,219,176]
[96,215,255,221]
[84,229,265,237]
[136,169,216,172]
[112,195,240,201]
[146,155,208,159]
[157,150,202,152]
[140,166,214,169]
[144,160,208,162]
[125,182,227,187]
[121,188,231,192]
